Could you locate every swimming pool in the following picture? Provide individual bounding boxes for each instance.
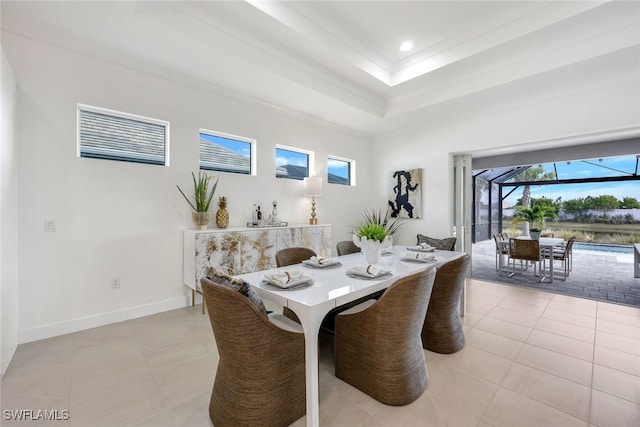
[573,243,633,254]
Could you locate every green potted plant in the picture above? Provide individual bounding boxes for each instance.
[353,208,404,263]
[177,171,219,230]
[512,204,557,240]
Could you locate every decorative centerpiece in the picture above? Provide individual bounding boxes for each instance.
[512,204,557,240]
[177,171,219,230]
[216,196,229,229]
[353,208,404,264]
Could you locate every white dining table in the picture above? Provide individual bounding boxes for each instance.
[499,237,565,283]
[235,246,466,427]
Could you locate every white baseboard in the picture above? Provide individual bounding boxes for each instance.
[18,296,191,344]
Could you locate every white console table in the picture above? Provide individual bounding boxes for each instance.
[184,224,331,311]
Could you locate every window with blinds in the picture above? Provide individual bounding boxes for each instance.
[78,104,169,166]
[199,130,254,175]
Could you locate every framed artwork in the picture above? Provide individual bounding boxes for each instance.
[388,169,422,218]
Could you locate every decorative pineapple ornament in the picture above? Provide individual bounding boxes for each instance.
[216,196,229,229]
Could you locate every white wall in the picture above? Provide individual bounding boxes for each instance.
[2,33,374,343]
[1,50,19,374]
[374,75,640,248]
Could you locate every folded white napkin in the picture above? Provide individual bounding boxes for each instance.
[408,243,435,252]
[309,256,335,265]
[263,270,304,286]
[348,264,387,277]
[402,251,435,262]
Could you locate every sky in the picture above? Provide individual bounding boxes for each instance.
[504,181,639,207]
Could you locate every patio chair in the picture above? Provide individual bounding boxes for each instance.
[544,237,576,280]
[493,234,508,271]
[335,268,436,405]
[508,238,542,277]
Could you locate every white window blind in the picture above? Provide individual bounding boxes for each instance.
[78,105,168,165]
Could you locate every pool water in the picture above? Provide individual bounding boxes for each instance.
[573,243,633,254]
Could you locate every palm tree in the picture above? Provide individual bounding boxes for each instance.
[513,166,556,208]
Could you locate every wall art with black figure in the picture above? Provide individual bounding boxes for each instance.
[388,169,422,219]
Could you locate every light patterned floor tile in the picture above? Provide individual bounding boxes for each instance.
[534,317,595,343]
[590,389,640,427]
[526,329,594,362]
[486,306,540,328]
[465,328,524,360]
[501,362,590,420]
[474,316,532,342]
[596,330,640,356]
[596,318,640,340]
[594,345,640,377]
[592,364,640,404]
[515,344,592,386]
[481,388,588,427]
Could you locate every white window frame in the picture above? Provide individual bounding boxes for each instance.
[199,129,256,176]
[77,104,170,166]
[327,155,356,186]
[275,144,314,180]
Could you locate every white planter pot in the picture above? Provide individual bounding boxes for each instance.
[353,234,392,264]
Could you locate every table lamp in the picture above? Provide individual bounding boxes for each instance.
[304,177,323,225]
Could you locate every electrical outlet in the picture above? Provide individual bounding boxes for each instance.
[44,220,56,233]
[111,277,121,289]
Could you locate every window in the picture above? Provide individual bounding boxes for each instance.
[275,146,311,180]
[78,104,168,166]
[328,156,354,186]
[200,130,254,175]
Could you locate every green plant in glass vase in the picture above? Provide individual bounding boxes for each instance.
[177,171,219,229]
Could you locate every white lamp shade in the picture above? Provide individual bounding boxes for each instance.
[304,177,323,196]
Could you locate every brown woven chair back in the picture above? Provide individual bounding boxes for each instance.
[275,247,317,267]
[509,238,541,262]
[422,254,470,353]
[201,277,305,427]
[556,237,576,260]
[336,240,361,256]
[335,268,436,406]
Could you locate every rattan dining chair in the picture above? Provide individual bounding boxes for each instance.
[422,254,470,354]
[417,234,457,251]
[508,238,542,277]
[335,268,437,405]
[275,247,317,323]
[201,276,306,427]
[336,240,361,256]
[275,247,317,267]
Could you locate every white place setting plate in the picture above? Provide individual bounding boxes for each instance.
[346,265,392,279]
[302,257,341,268]
[407,245,436,252]
[400,253,437,263]
[261,271,314,290]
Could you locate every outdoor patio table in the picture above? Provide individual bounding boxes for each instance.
[235,246,465,427]
[499,237,565,283]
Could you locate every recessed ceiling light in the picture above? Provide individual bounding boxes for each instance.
[400,41,413,52]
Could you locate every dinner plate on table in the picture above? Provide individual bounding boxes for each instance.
[261,272,314,290]
[302,259,342,269]
[346,266,392,280]
[406,246,436,252]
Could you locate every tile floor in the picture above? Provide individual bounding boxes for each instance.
[1,279,639,426]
